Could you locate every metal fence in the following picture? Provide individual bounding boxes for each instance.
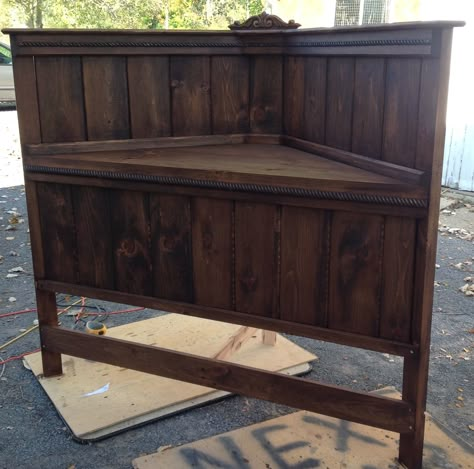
[335,0,391,26]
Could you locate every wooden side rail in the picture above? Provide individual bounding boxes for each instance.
[41,325,414,434]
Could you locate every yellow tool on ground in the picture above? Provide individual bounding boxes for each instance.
[85,320,107,336]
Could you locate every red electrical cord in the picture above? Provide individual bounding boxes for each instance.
[0,308,37,319]
[85,307,144,316]
[0,348,41,365]
[0,305,146,365]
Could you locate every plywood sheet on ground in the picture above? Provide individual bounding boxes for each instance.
[133,387,474,469]
[25,314,315,441]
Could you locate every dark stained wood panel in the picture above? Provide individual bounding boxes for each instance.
[36,183,76,283]
[380,217,416,342]
[280,207,329,326]
[284,57,326,143]
[303,57,327,144]
[127,56,171,138]
[211,56,249,134]
[36,57,86,143]
[250,56,282,133]
[150,194,193,302]
[415,58,440,171]
[192,198,233,308]
[352,58,385,158]
[82,56,130,140]
[235,203,277,317]
[11,56,41,144]
[72,186,114,290]
[110,190,152,295]
[325,58,355,151]
[328,211,383,336]
[170,56,211,136]
[284,56,304,138]
[382,58,421,168]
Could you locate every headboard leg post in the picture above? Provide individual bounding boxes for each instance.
[36,289,63,377]
[398,354,427,469]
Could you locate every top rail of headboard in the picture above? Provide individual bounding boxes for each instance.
[4,21,464,57]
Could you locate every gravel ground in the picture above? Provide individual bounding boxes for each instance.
[0,111,473,468]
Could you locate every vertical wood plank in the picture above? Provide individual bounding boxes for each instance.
[83,56,130,140]
[211,56,249,134]
[235,203,277,317]
[415,58,440,171]
[284,57,326,142]
[192,198,233,308]
[127,56,171,138]
[170,56,211,136]
[303,57,327,144]
[36,183,76,283]
[382,58,421,168]
[110,190,152,295]
[280,207,329,326]
[352,58,385,158]
[36,56,86,143]
[72,186,114,290]
[250,56,282,133]
[328,211,383,336]
[380,217,416,342]
[325,58,355,150]
[11,55,41,144]
[151,194,193,302]
[284,56,304,138]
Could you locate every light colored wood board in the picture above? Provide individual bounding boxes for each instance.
[133,387,474,469]
[25,314,315,440]
[79,362,312,441]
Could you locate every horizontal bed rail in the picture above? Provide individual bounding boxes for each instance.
[41,325,415,434]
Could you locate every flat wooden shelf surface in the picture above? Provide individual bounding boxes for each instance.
[25,143,424,198]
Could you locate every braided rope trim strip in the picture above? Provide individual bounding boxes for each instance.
[18,38,431,49]
[26,165,428,208]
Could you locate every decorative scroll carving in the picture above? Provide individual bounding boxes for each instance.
[25,165,427,208]
[229,11,301,30]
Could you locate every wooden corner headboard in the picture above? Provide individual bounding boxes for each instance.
[4,17,463,468]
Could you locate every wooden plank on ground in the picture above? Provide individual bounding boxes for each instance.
[25,314,315,440]
[133,387,474,469]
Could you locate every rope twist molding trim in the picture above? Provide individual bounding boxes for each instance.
[17,38,431,48]
[25,165,428,209]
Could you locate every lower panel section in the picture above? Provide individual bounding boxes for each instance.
[35,181,417,344]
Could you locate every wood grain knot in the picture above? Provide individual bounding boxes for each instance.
[117,239,139,257]
[200,82,210,92]
[170,79,184,89]
[239,271,259,293]
[202,230,213,250]
[160,234,182,252]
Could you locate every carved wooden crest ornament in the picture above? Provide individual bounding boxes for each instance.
[229,11,301,30]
